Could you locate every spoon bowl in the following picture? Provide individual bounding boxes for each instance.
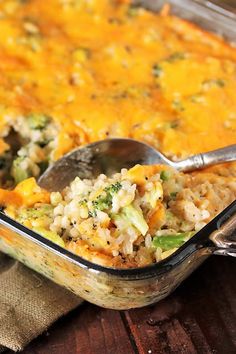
[38,138,236,191]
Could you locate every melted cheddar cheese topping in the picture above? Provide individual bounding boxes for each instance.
[0,0,235,162]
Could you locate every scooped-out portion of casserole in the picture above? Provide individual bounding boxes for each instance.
[0,0,235,267]
[1,165,235,267]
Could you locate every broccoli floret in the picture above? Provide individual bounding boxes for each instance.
[27,113,50,130]
[11,156,31,183]
[121,204,148,236]
[152,231,195,251]
[92,194,112,211]
[160,170,171,181]
[105,182,122,194]
[91,182,122,213]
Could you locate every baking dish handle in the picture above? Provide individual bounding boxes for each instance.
[209,200,236,257]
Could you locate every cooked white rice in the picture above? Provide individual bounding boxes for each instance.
[8,164,236,268]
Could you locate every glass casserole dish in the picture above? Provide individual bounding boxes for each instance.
[0,0,236,310]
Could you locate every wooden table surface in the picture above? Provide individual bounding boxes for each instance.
[7,255,235,354]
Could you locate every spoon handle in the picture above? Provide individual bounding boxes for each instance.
[174,144,236,172]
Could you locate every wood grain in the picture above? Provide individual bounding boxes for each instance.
[125,257,236,354]
[18,304,135,354]
[6,256,235,354]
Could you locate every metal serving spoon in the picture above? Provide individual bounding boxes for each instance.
[38,138,236,191]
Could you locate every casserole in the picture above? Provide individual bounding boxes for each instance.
[0,0,235,309]
[0,200,235,309]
